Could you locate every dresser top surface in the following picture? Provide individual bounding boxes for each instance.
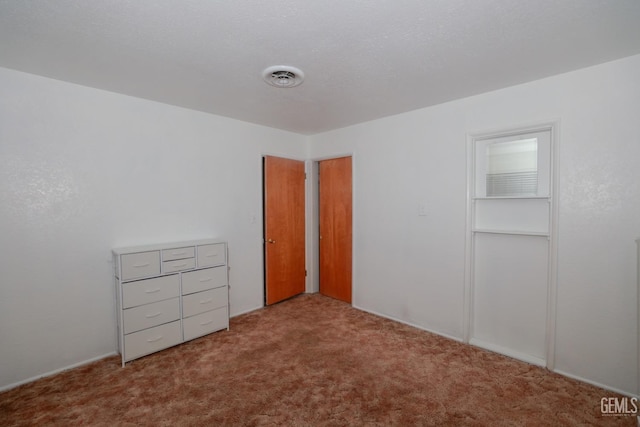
[112,238,226,255]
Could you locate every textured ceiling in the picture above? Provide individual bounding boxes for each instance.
[1,0,639,135]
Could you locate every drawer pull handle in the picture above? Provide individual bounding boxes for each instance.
[200,298,213,304]
[133,263,150,268]
[145,312,162,318]
[199,277,212,282]
[172,263,187,268]
[200,320,213,326]
[171,251,186,256]
[145,288,161,294]
[205,253,218,257]
[147,335,163,343]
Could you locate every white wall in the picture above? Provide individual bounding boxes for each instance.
[0,67,308,390]
[310,54,640,396]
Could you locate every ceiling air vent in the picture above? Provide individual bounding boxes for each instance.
[262,65,305,88]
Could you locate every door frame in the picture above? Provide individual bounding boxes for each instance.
[307,153,355,303]
[463,121,560,370]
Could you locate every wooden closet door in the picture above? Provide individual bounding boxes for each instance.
[264,156,306,305]
[319,156,352,303]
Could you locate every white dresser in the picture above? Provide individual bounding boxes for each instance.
[113,239,229,366]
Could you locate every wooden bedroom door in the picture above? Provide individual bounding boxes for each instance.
[319,156,352,303]
[263,156,306,305]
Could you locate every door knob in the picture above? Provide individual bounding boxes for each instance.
[267,239,276,244]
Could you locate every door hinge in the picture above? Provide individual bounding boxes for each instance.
[305,270,307,277]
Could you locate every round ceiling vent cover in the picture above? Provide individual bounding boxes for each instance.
[262,65,305,88]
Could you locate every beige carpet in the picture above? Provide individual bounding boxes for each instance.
[0,294,635,426]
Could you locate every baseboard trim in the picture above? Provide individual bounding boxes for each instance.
[553,369,639,399]
[230,304,264,318]
[0,352,117,393]
[469,337,546,367]
[352,304,637,398]
[352,304,463,343]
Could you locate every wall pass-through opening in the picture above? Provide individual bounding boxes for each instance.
[465,124,558,369]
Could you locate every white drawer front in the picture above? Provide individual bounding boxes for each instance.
[162,246,195,262]
[123,297,180,334]
[162,257,195,274]
[183,287,227,318]
[183,307,228,341]
[121,251,160,281]
[124,320,182,362]
[181,266,227,295]
[197,243,226,267]
[122,274,180,309]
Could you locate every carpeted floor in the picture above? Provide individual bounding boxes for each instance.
[0,294,635,426]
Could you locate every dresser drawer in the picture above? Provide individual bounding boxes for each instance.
[181,266,227,295]
[124,320,182,362]
[120,251,160,281]
[183,287,227,318]
[183,306,228,341]
[162,257,195,274]
[162,246,195,261]
[123,297,180,334]
[122,274,180,309]
[197,243,226,267]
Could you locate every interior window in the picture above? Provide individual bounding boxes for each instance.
[485,138,538,197]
